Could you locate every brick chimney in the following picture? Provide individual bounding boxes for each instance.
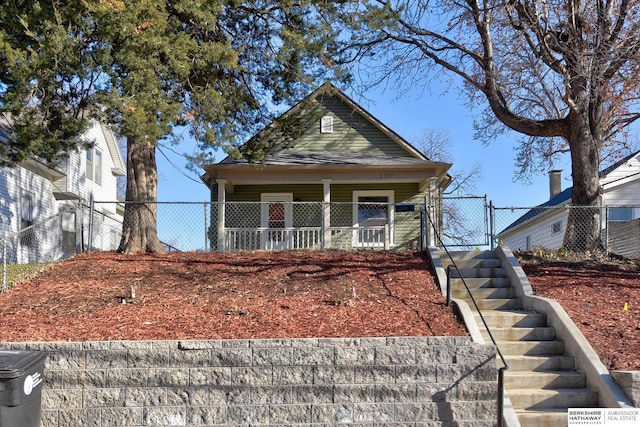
[549,170,562,199]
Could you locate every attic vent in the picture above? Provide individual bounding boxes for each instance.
[320,116,333,133]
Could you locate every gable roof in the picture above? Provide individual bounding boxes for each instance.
[204,82,452,189]
[219,81,432,165]
[498,150,640,236]
[0,120,126,177]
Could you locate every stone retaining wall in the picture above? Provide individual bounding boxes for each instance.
[2,337,497,426]
[611,371,640,408]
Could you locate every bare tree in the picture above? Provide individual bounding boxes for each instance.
[414,128,483,246]
[335,0,640,251]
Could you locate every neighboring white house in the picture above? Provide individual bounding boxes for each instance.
[0,121,126,263]
[498,151,640,257]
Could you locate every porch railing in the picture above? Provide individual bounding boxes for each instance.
[223,225,390,252]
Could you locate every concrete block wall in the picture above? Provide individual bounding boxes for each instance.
[2,337,498,426]
[611,371,640,407]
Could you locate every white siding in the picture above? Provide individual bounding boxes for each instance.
[500,210,567,251]
[0,121,124,260]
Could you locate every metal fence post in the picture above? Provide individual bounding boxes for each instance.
[489,200,496,250]
[1,240,6,293]
[204,202,208,252]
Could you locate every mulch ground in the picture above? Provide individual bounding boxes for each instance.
[2,250,639,371]
[519,253,640,371]
[0,251,467,343]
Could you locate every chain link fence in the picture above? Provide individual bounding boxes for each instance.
[6,197,637,292]
[492,204,640,257]
[435,195,489,249]
[1,209,78,292]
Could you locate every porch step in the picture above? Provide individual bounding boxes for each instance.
[438,250,600,427]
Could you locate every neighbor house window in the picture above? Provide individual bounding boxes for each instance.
[353,190,394,246]
[20,191,34,230]
[320,116,333,133]
[609,207,633,222]
[20,191,35,246]
[86,148,103,185]
[552,221,562,234]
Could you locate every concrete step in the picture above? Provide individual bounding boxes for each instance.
[471,298,523,310]
[497,340,565,356]
[449,267,507,278]
[482,326,556,341]
[505,371,587,389]
[515,408,571,427]
[508,388,598,410]
[443,250,497,261]
[475,310,547,328]
[450,277,511,289]
[442,257,502,269]
[504,355,576,371]
[452,287,516,300]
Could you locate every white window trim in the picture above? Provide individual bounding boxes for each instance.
[86,147,103,185]
[353,190,395,246]
[320,115,333,133]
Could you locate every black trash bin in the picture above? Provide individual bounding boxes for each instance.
[0,350,47,427]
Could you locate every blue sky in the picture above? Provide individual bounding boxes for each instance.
[155,84,573,208]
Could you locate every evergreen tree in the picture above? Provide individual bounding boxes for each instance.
[1,0,348,253]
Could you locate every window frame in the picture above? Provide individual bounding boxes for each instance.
[352,190,395,246]
[86,147,103,185]
[320,115,333,133]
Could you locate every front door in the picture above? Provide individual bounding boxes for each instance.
[261,193,293,249]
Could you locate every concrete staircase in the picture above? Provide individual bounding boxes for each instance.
[442,250,598,427]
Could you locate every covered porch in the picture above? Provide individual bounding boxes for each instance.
[203,161,450,252]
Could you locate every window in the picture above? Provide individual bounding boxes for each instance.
[609,207,633,222]
[353,190,394,246]
[320,116,333,133]
[552,221,562,234]
[86,148,103,185]
[20,191,34,230]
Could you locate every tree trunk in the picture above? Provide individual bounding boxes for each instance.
[563,113,603,252]
[117,136,165,254]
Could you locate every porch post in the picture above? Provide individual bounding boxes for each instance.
[428,178,437,247]
[216,179,227,252]
[322,179,331,249]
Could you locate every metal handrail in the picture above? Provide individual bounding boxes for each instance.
[423,204,509,427]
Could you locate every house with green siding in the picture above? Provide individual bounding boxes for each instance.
[201,82,452,252]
